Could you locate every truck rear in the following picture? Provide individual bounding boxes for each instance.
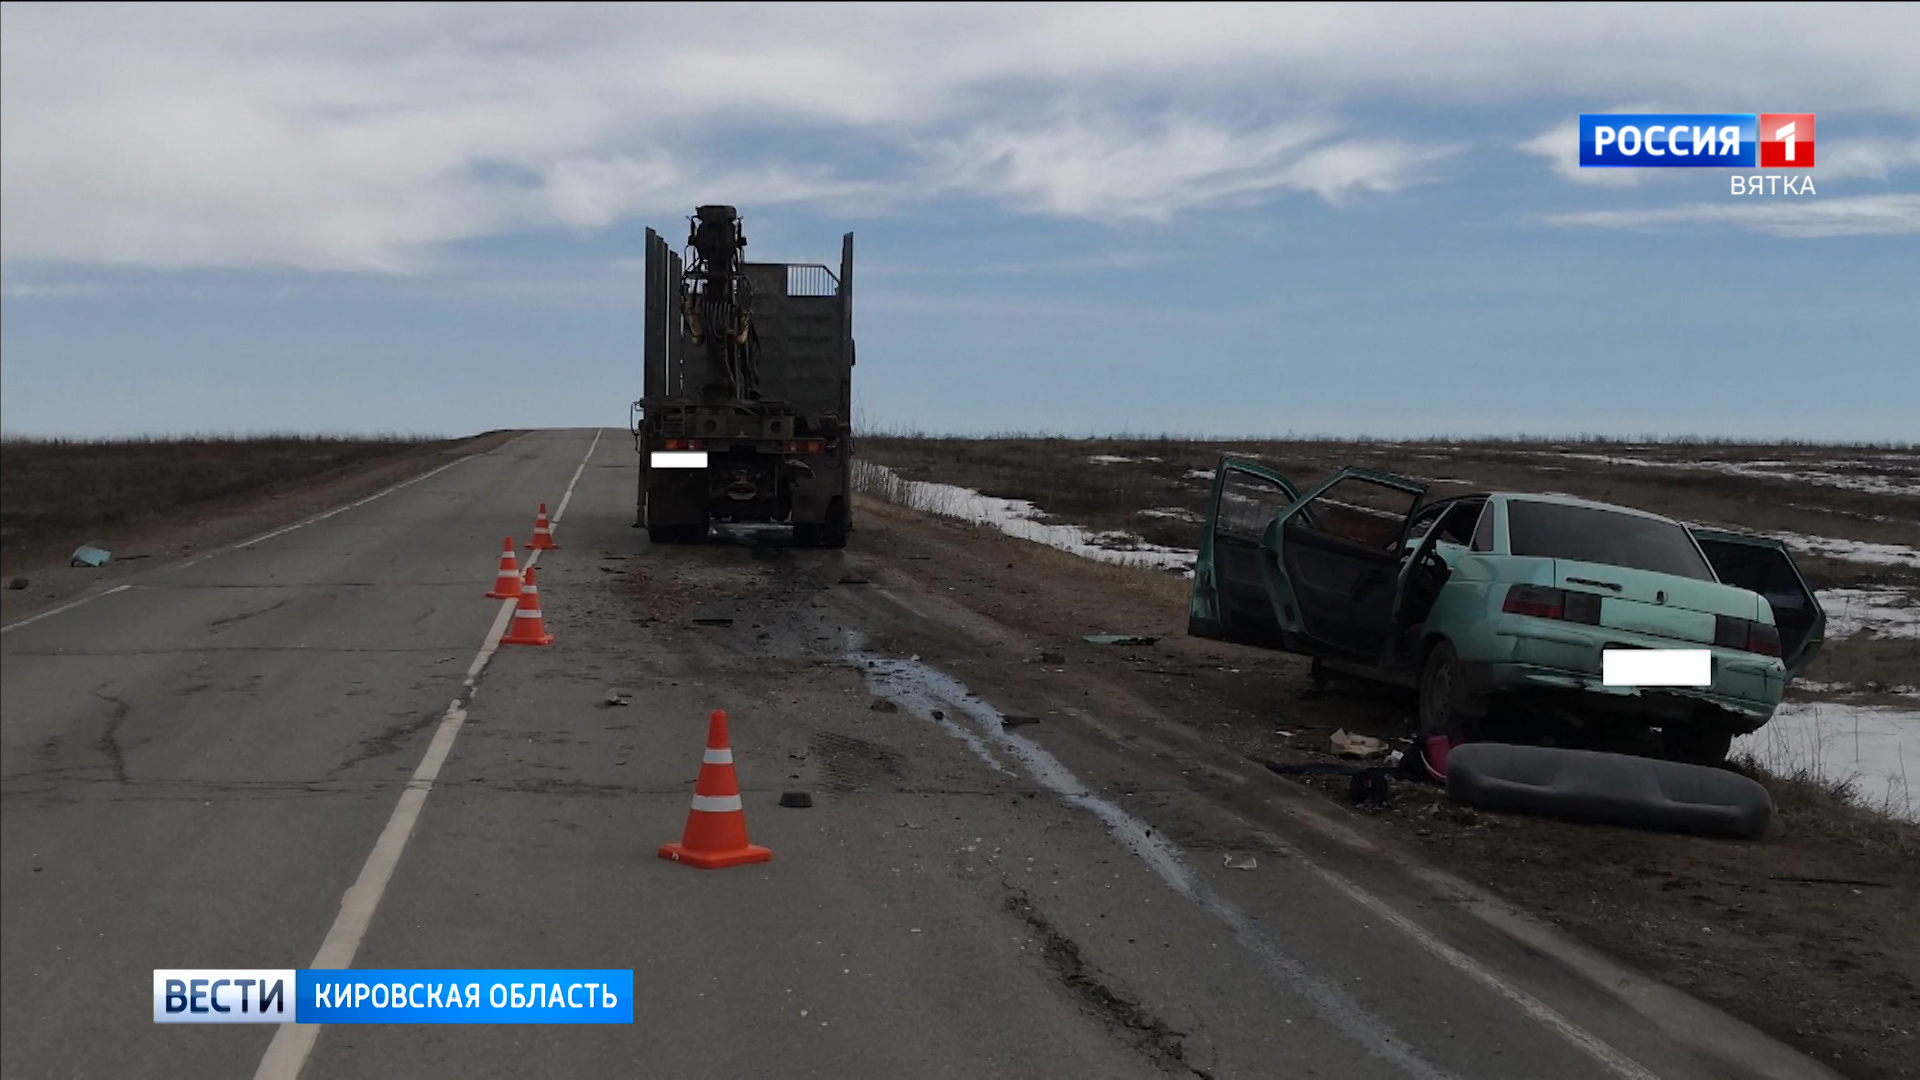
[631,206,856,547]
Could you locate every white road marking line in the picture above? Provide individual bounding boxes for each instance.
[0,433,533,635]
[1288,845,1662,1080]
[550,428,601,526]
[253,430,598,1080]
[0,585,133,634]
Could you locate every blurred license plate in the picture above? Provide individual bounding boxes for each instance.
[1603,648,1711,687]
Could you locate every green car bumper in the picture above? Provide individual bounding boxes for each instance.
[1463,624,1786,729]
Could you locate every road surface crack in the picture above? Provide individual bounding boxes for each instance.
[1005,889,1214,1079]
[87,685,131,784]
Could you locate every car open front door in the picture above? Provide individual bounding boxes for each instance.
[1189,458,1298,646]
[1265,468,1427,662]
[1690,529,1827,678]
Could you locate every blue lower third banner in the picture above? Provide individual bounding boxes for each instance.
[154,969,635,1023]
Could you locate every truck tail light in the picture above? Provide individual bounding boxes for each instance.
[1715,615,1782,657]
[662,438,705,450]
[783,439,825,454]
[1501,585,1602,625]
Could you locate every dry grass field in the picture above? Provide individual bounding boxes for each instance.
[0,434,457,565]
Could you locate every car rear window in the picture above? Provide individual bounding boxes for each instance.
[1505,501,1715,580]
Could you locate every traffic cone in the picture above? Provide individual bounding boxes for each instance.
[485,538,523,599]
[527,503,558,550]
[499,566,554,646]
[660,710,772,869]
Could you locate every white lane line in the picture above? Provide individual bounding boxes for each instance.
[253,430,599,1080]
[550,428,601,526]
[0,585,134,635]
[0,433,532,635]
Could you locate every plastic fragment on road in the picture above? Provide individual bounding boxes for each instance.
[1084,634,1157,646]
[1223,853,1258,870]
[1445,743,1774,840]
[1331,728,1390,759]
[1002,715,1040,728]
[6,577,27,590]
[779,792,814,809]
[70,545,112,568]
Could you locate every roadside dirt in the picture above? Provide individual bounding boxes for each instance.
[0,430,525,624]
[843,494,1920,1080]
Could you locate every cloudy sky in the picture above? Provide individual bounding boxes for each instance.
[3,2,1916,440]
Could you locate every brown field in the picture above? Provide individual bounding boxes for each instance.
[0,432,520,619]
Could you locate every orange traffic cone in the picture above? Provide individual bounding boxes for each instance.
[499,566,554,646]
[527,503,558,550]
[660,710,772,869]
[485,538,523,599]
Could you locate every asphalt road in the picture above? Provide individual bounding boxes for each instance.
[0,429,1831,1079]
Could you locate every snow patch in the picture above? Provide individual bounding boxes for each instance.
[1088,454,1134,464]
[1776,532,1920,569]
[1138,507,1203,523]
[1736,702,1920,821]
[1816,587,1920,640]
[1539,452,1920,497]
[853,460,1196,574]
[1185,469,1216,481]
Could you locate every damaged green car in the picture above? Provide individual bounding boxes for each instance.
[1187,459,1824,763]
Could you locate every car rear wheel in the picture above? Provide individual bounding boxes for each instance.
[1418,640,1468,737]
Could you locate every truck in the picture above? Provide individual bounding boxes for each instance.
[630,204,856,547]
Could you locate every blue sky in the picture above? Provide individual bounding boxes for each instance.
[3,3,1916,441]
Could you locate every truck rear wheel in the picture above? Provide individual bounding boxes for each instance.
[819,498,848,549]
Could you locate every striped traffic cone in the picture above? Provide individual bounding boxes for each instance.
[660,710,772,869]
[527,503,558,551]
[485,538,523,599]
[500,566,554,646]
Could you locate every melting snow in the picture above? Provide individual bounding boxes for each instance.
[1817,587,1920,640]
[1185,469,1216,481]
[854,461,1196,574]
[1735,702,1920,821]
[1138,507,1204,523]
[1088,455,1134,464]
[1775,532,1920,569]
[1538,452,1920,497]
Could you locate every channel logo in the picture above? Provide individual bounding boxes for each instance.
[1579,114,1814,168]
[154,968,636,1024]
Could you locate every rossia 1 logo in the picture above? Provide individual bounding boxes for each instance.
[1579,114,1815,168]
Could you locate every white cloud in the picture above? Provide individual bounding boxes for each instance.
[1517,119,1643,187]
[1544,195,1920,238]
[1816,137,1920,181]
[3,3,1918,270]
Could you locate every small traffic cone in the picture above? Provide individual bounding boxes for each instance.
[499,566,554,646]
[527,503,558,551]
[660,710,772,869]
[485,538,523,599]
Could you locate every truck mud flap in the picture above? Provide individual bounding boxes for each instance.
[1445,743,1772,840]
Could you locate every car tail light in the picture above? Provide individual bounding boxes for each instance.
[662,438,705,450]
[782,439,825,454]
[1502,585,1602,625]
[1715,615,1782,657]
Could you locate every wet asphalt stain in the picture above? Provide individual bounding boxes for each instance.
[207,599,290,632]
[808,730,905,794]
[329,708,445,775]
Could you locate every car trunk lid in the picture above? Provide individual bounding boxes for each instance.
[1552,559,1761,644]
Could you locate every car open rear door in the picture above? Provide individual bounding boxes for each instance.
[1266,467,1427,662]
[1189,458,1298,646]
[1690,528,1827,678]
